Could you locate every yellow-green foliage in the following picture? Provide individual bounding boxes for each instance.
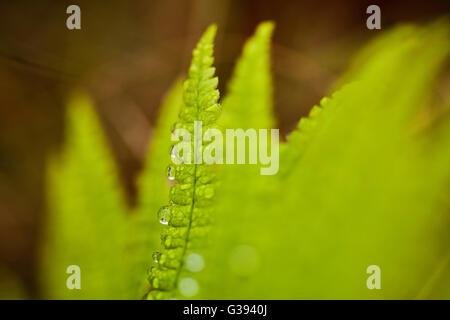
[146,25,222,299]
[220,21,275,129]
[41,93,128,299]
[40,19,450,300]
[205,20,450,299]
[196,22,279,298]
[127,79,184,297]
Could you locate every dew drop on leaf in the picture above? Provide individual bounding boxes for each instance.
[167,166,176,180]
[152,252,161,263]
[158,206,169,225]
[170,145,177,161]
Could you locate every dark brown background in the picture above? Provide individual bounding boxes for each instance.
[0,0,448,297]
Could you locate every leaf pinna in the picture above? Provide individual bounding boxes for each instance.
[221,21,275,129]
[146,24,221,299]
[42,92,128,299]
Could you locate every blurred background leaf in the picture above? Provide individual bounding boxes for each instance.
[198,20,450,299]
[127,78,184,298]
[220,21,275,129]
[0,265,27,299]
[40,93,129,299]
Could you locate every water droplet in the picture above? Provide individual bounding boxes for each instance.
[185,253,204,272]
[170,145,177,160]
[167,166,176,181]
[152,252,161,263]
[178,277,199,297]
[158,207,169,225]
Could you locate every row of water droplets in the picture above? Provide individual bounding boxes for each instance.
[148,26,220,299]
[147,125,210,299]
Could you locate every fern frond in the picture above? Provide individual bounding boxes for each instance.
[41,92,128,299]
[416,110,450,299]
[272,21,450,299]
[146,25,221,300]
[279,95,331,176]
[127,79,184,297]
[200,20,450,299]
[195,22,279,299]
[221,21,275,129]
[137,78,185,212]
[281,20,449,176]
[332,24,418,90]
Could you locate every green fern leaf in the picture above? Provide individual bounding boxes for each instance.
[194,22,279,298]
[415,109,450,299]
[221,21,275,129]
[200,20,450,299]
[280,22,442,176]
[41,92,128,299]
[137,78,185,213]
[146,25,221,300]
[273,21,450,299]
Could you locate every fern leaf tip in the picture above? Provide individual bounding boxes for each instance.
[203,24,218,41]
[257,21,276,36]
